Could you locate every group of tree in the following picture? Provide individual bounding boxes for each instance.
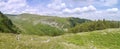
[68,17,91,27]
[68,19,120,33]
[0,11,20,34]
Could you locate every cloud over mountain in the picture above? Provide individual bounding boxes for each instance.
[0,0,119,20]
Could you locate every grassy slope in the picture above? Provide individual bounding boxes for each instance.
[7,14,70,36]
[0,28,120,49]
[8,13,70,28]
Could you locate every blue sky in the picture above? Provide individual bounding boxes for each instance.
[0,0,120,20]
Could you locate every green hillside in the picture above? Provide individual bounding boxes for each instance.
[0,12,19,33]
[0,28,120,49]
[7,13,90,36]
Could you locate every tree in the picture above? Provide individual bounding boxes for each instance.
[0,11,20,34]
[68,19,120,33]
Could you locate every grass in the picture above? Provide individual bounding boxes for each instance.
[0,28,120,49]
[64,28,120,49]
[7,14,70,36]
[0,33,64,49]
[7,14,68,36]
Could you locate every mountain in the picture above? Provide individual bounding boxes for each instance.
[0,28,120,49]
[0,12,19,33]
[7,13,90,36]
[5,14,18,16]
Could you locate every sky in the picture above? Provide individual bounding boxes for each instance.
[0,0,120,20]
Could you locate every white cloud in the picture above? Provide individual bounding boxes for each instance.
[88,5,96,11]
[62,8,72,13]
[47,0,66,10]
[62,5,96,14]
[0,0,28,14]
[106,8,119,13]
[0,0,119,21]
[104,0,118,6]
[94,0,118,7]
[70,11,120,21]
[95,11,103,13]
[0,1,6,7]
[47,3,66,10]
[22,7,39,14]
[73,8,81,13]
